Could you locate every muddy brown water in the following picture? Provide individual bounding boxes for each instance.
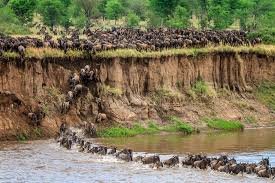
[0,128,275,183]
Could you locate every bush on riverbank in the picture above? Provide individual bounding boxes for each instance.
[98,123,159,138]
[98,118,194,138]
[164,116,194,134]
[205,118,244,131]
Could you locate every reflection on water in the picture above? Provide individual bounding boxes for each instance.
[0,128,274,183]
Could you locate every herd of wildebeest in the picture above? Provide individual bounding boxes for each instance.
[57,124,275,179]
[0,28,263,58]
[59,64,107,123]
[1,28,272,180]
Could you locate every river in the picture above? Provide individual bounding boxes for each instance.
[0,128,275,183]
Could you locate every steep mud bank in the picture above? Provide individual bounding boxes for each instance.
[0,52,274,140]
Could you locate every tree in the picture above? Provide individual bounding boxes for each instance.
[75,0,99,27]
[97,0,108,18]
[60,0,73,30]
[60,0,71,7]
[105,0,123,23]
[208,0,235,30]
[167,5,189,28]
[8,0,36,23]
[68,3,86,28]
[237,0,275,30]
[198,0,208,29]
[38,0,65,30]
[126,12,140,28]
[0,0,10,7]
[149,0,179,18]
[0,6,29,34]
[126,0,149,20]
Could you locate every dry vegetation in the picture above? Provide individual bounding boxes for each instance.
[96,45,275,58]
[1,45,275,60]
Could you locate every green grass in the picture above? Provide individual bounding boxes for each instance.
[187,79,216,99]
[164,116,194,134]
[2,51,19,59]
[255,82,275,112]
[98,123,159,138]
[16,133,28,142]
[98,118,194,138]
[204,118,244,131]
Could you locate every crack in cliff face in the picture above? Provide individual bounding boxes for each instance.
[0,53,274,140]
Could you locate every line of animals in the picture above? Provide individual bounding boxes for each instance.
[60,64,107,123]
[0,29,262,57]
[59,65,93,115]
[57,125,275,179]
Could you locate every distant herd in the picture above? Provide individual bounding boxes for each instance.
[58,124,275,180]
[0,28,262,57]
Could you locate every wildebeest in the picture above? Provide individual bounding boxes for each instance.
[0,29,262,58]
[60,101,70,114]
[141,155,160,165]
[163,156,179,167]
[116,149,133,162]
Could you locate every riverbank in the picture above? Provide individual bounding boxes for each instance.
[97,116,246,138]
[0,46,275,141]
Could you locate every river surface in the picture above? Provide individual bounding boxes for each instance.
[0,128,275,183]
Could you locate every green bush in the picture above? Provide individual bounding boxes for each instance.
[16,133,28,141]
[127,12,140,28]
[98,118,194,138]
[166,5,189,28]
[165,116,194,134]
[190,79,216,98]
[248,29,275,44]
[98,123,159,138]
[8,0,36,23]
[205,118,244,131]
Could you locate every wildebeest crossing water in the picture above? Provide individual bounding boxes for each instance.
[0,128,275,182]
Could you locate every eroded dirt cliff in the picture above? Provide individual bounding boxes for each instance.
[0,52,274,140]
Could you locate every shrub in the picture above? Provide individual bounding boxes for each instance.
[191,79,216,98]
[98,118,194,138]
[16,132,28,141]
[166,5,189,28]
[204,118,244,131]
[164,116,194,134]
[127,12,140,28]
[98,123,159,138]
